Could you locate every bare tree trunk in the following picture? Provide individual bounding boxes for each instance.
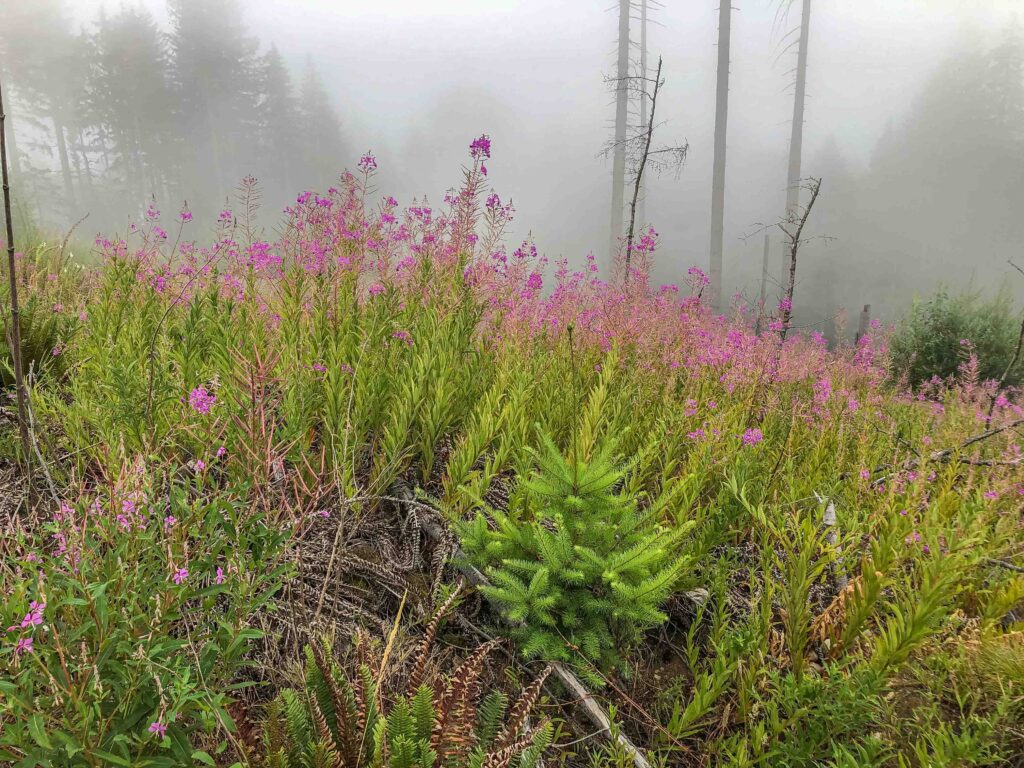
[625,57,663,278]
[608,0,630,269]
[52,113,77,208]
[755,233,769,334]
[0,78,32,469]
[778,178,821,342]
[781,0,812,287]
[709,0,732,311]
[637,0,649,229]
[855,303,871,343]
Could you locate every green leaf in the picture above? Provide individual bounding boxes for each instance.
[27,714,52,749]
[191,751,216,765]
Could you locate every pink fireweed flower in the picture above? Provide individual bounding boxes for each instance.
[470,134,491,160]
[741,428,763,446]
[358,152,378,172]
[368,282,385,296]
[179,208,193,223]
[7,601,45,631]
[984,490,998,500]
[172,568,188,585]
[392,330,413,346]
[216,445,227,458]
[778,297,793,313]
[148,721,167,739]
[311,363,327,373]
[188,385,215,414]
[215,567,225,585]
[164,515,176,530]
[14,637,33,655]
[194,459,206,472]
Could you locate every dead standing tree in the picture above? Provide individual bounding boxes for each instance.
[777,177,821,341]
[0,76,31,470]
[602,57,687,279]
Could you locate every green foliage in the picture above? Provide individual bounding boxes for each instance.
[458,431,692,677]
[261,638,553,768]
[889,286,1024,388]
[0,477,289,767]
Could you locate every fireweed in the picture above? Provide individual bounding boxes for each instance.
[3,135,1023,764]
[0,469,290,766]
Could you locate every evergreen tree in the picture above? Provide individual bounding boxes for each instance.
[168,0,260,205]
[0,0,85,212]
[257,45,300,200]
[88,6,179,208]
[459,432,692,680]
[297,59,345,191]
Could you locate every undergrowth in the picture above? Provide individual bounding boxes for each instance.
[1,138,1022,766]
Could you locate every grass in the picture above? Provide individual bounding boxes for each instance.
[1,139,1022,767]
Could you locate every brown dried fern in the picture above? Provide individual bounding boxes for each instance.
[493,665,552,752]
[407,583,463,696]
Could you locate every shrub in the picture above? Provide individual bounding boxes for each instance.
[458,432,692,678]
[0,476,290,767]
[889,286,1024,388]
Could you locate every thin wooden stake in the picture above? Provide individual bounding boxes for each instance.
[0,77,32,473]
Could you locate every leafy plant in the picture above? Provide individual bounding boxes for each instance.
[0,476,290,767]
[889,286,1024,388]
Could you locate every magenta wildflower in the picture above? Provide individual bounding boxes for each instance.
[216,445,227,458]
[358,152,378,172]
[392,330,413,346]
[215,567,225,585]
[172,568,189,585]
[778,297,793,313]
[163,515,176,530]
[7,601,45,632]
[983,490,998,500]
[368,282,385,296]
[148,721,167,739]
[14,637,33,655]
[741,428,763,447]
[188,385,215,415]
[194,459,206,472]
[470,135,491,160]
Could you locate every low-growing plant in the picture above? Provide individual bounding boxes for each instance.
[0,474,290,767]
[261,636,553,768]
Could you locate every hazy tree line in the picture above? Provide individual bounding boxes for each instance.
[0,0,346,230]
[798,21,1024,332]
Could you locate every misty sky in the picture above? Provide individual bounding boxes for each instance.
[68,0,1023,308]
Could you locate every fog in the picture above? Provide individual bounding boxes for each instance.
[4,0,1024,331]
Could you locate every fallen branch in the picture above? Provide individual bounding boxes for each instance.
[844,417,1024,482]
[984,557,1024,575]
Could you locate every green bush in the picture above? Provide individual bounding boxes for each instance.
[0,477,290,767]
[889,287,1024,388]
[458,432,692,678]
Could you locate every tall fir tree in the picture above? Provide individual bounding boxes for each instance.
[256,45,300,201]
[89,6,179,209]
[297,59,345,192]
[169,0,260,206]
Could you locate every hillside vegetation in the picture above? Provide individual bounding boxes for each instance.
[2,141,1023,767]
